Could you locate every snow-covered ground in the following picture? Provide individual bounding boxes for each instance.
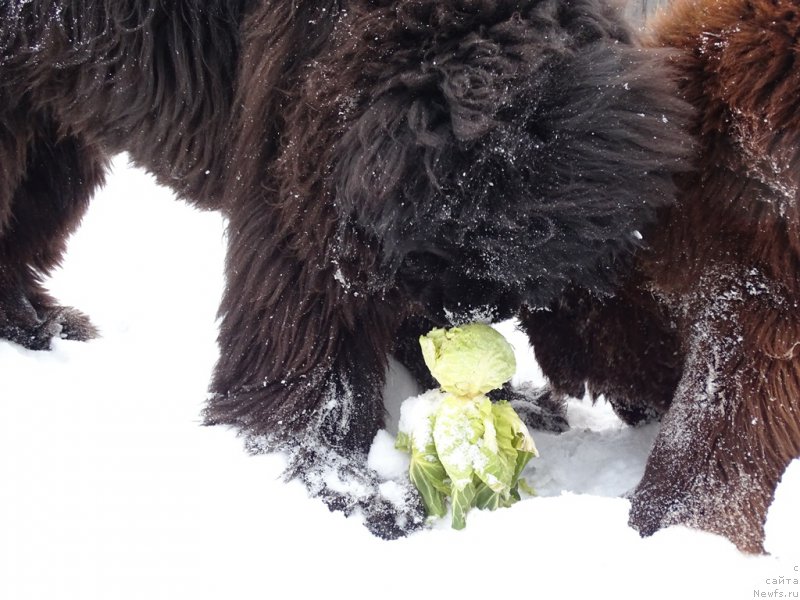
[1,156,798,599]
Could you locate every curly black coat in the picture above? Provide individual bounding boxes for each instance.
[0,0,690,537]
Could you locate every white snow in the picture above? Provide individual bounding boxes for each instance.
[1,156,798,600]
[395,389,443,454]
[367,429,409,480]
[765,460,800,558]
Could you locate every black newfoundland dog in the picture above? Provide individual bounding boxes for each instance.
[0,0,690,537]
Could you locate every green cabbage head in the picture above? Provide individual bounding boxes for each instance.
[396,323,537,529]
[419,323,516,397]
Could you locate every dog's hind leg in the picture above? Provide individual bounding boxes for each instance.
[0,110,107,350]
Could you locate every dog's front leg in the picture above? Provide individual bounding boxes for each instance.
[204,227,424,538]
[628,270,800,553]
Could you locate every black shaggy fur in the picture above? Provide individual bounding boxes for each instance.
[0,0,690,537]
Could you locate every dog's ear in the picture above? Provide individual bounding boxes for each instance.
[330,36,524,274]
[436,33,522,144]
[331,81,459,272]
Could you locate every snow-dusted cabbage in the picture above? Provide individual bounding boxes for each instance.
[396,323,537,529]
[419,323,516,397]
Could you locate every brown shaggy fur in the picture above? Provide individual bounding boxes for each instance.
[0,0,692,537]
[522,0,800,553]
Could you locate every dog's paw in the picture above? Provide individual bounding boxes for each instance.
[0,302,98,350]
[26,306,99,350]
[492,382,569,433]
[41,307,99,343]
[359,480,426,540]
[627,482,675,538]
[628,468,767,553]
[288,444,426,539]
[627,466,701,540]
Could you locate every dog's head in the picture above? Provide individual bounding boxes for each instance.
[325,0,693,319]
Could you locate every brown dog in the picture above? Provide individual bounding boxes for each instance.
[523,0,800,553]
